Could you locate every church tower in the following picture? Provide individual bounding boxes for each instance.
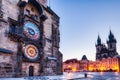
[95,30,119,61]
[107,30,118,57]
[0,0,62,77]
[96,35,103,60]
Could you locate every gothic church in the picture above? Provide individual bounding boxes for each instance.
[96,30,118,61]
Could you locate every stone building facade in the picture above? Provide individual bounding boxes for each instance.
[88,56,120,72]
[96,30,118,61]
[79,55,89,71]
[63,59,79,72]
[0,0,62,77]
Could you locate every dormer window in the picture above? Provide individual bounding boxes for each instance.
[25,9,30,15]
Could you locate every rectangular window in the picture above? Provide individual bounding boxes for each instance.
[10,23,16,33]
[8,18,17,34]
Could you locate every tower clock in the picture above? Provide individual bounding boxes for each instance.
[24,44,39,61]
[23,22,40,40]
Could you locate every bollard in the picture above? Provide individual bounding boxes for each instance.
[84,73,87,78]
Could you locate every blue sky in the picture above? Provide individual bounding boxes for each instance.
[49,0,120,61]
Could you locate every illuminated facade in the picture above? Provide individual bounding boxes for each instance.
[63,56,120,72]
[88,56,120,72]
[79,55,89,71]
[0,0,62,77]
[63,59,79,72]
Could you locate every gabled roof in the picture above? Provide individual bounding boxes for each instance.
[64,59,79,63]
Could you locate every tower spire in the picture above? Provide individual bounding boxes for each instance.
[48,0,51,8]
[97,35,101,45]
[108,30,116,43]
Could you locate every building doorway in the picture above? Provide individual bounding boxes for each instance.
[29,66,34,76]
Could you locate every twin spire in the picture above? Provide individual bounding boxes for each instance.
[108,30,116,43]
[97,30,116,45]
[97,35,101,45]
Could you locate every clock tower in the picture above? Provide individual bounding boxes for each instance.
[0,0,62,77]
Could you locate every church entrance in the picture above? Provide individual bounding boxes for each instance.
[29,66,34,76]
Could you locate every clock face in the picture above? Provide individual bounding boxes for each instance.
[24,22,40,40]
[24,44,39,60]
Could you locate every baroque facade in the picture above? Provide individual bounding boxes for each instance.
[63,53,120,72]
[88,56,120,72]
[0,0,62,77]
[63,55,89,72]
[79,55,89,71]
[63,59,79,72]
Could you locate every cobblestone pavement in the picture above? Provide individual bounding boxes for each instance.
[0,72,120,80]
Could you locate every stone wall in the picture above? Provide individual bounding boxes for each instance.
[2,0,19,21]
[0,21,18,53]
[0,53,12,63]
[22,62,40,76]
[0,0,18,53]
[0,52,15,77]
[43,10,53,56]
[42,60,57,75]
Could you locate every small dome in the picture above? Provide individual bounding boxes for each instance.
[81,55,88,60]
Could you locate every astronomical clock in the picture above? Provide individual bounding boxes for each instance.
[23,22,40,40]
[17,0,45,63]
[23,44,39,61]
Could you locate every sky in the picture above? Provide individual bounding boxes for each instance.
[49,0,120,61]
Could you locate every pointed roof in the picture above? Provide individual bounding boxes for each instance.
[108,30,116,43]
[64,58,79,63]
[97,35,101,45]
[109,30,114,39]
[81,55,88,60]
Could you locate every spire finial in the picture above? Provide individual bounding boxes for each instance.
[109,26,112,35]
[97,34,101,45]
[48,0,51,8]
